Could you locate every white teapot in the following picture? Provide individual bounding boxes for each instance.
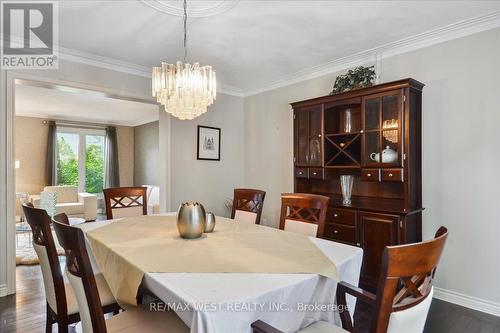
[370,146,398,163]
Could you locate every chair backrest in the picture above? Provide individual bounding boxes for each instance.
[44,185,78,203]
[371,227,449,333]
[53,212,71,225]
[103,187,147,219]
[52,219,107,333]
[22,203,67,317]
[279,193,329,238]
[231,188,266,225]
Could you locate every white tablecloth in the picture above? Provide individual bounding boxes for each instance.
[78,216,363,333]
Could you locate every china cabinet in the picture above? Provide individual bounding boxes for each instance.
[291,78,424,291]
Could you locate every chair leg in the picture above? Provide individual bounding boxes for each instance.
[45,306,54,333]
[57,320,69,333]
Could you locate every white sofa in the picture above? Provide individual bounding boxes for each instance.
[33,186,97,221]
[143,185,160,215]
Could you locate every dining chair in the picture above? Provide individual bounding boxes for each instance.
[251,226,449,333]
[231,188,266,224]
[103,187,148,219]
[22,205,120,333]
[279,193,329,238]
[52,220,190,333]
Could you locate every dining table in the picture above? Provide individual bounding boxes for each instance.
[77,213,363,333]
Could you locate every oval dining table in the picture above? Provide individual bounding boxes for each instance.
[76,213,363,333]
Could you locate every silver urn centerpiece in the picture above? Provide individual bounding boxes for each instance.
[177,202,206,239]
[204,212,216,233]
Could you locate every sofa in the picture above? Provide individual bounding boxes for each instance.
[32,186,97,221]
[143,185,160,215]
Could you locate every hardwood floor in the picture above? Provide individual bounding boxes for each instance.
[1,264,499,332]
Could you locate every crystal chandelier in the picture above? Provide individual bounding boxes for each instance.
[152,0,216,120]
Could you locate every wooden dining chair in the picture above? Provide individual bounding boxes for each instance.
[52,220,189,333]
[251,226,449,333]
[279,193,329,238]
[22,205,120,333]
[103,187,148,219]
[231,188,266,224]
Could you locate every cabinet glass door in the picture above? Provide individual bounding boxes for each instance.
[381,95,400,164]
[308,107,322,166]
[362,91,402,166]
[296,110,309,165]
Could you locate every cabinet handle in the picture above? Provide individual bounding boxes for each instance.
[333,213,338,217]
[360,130,364,133]
[318,134,322,138]
[389,173,393,177]
[298,171,303,175]
[356,243,361,247]
[367,173,371,177]
[312,172,317,175]
[334,230,339,234]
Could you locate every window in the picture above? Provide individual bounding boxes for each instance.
[56,127,106,194]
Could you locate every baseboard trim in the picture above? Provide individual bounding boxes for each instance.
[0,284,8,297]
[434,287,500,317]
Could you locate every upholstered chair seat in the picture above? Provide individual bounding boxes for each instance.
[234,209,259,225]
[297,321,348,333]
[296,288,433,333]
[103,305,189,332]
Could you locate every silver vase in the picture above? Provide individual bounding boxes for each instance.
[204,212,216,233]
[177,202,206,239]
[340,175,354,206]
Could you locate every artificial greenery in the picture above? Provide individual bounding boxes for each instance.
[330,65,376,95]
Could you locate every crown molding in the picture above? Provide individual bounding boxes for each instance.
[244,10,500,97]
[57,46,245,97]
[1,35,244,97]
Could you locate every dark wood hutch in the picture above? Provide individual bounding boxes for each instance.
[290,78,424,291]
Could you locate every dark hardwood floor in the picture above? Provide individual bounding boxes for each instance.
[1,264,499,332]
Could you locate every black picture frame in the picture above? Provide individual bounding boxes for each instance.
[197,125,221,161]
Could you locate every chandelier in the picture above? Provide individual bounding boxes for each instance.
[152,0,216,120]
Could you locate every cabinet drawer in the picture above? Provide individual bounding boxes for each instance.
[324,223,356,244]
[295,167,308,179]
[361,168,380,182]
[309,168,324,180]
[327,208,356,226]
[382,168,403,182]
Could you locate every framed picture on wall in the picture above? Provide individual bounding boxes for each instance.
[197,126,221,161]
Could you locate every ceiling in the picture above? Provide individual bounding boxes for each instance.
[15,83,159,126]
[12,1,500,94]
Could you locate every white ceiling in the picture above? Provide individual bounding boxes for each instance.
[15,84,159,126]
[10,1,500,94]
[55,0,500,93]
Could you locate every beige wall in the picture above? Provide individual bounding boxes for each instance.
[134,121,159,186]
[14,116,48,195]
[116,125,134,187]
[244,28,500,305]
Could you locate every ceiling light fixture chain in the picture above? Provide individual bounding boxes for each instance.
[183,0,187,63]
